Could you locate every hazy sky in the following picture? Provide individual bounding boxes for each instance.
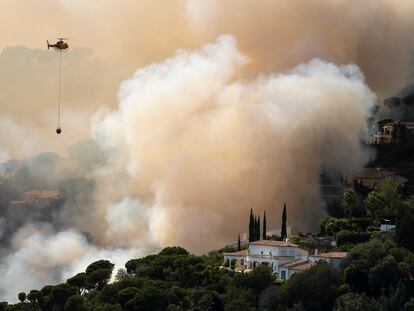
[0,0,414,300]
[0,0,413,160]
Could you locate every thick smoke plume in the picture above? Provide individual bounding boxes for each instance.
[1,0,412,302]
[92,35,375,252]
[0,224,149,301]
[0,36,376,300]
[0,34,377,300]
[185,0,414,97]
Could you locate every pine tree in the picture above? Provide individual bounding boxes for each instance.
[249,209,253,242]
[238,233,241,251]
[263,211,267,240]
[281,203,287,239]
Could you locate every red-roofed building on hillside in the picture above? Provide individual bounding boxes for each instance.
[10,190,62,210]
[344,167,406,191]
[23,190,61,207]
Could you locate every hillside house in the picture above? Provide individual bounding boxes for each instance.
[10,189,62,210]
[22,190,61,207]
[344,167,405,191]
[373,121,414,144]
[223,240,346,280]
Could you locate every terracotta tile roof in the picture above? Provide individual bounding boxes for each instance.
[290,262,316,271]
[312,252,347,259]
[249,240,299,248]
[223,249,248,257]
[355,168,395,180]
[281,259,309,268]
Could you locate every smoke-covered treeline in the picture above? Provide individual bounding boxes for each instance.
[0,141,134,300]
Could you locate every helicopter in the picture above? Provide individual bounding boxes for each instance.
[47,38,70,134]
[47,38,69,51]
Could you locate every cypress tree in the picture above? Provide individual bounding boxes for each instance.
[249,209,253,242]
[252,216,256,242]
[252,215,256,242]
[263,211,267,240]
[238,233,241,251]
[257,215,261,241]
[281,203,287,239]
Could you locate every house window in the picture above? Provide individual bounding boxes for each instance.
[289,250,295,256]
[261,251,263,255]
[280,250,287,256]
[269,251,272,256]
[281,270,286,280]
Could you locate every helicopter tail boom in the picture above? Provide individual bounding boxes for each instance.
[47,40,50,50]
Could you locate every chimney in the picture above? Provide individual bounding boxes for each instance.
[314,248,319,255]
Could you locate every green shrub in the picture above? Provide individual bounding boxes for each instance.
[336,231,371,246]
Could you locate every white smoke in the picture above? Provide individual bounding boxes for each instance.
[104,197,153,248]
[93,35,375,252]
[0,115,38,161]
[0,226,89,300]
[0,35,376,301]
[0,219,159,301]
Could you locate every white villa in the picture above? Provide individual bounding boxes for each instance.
[223,239,347,280]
